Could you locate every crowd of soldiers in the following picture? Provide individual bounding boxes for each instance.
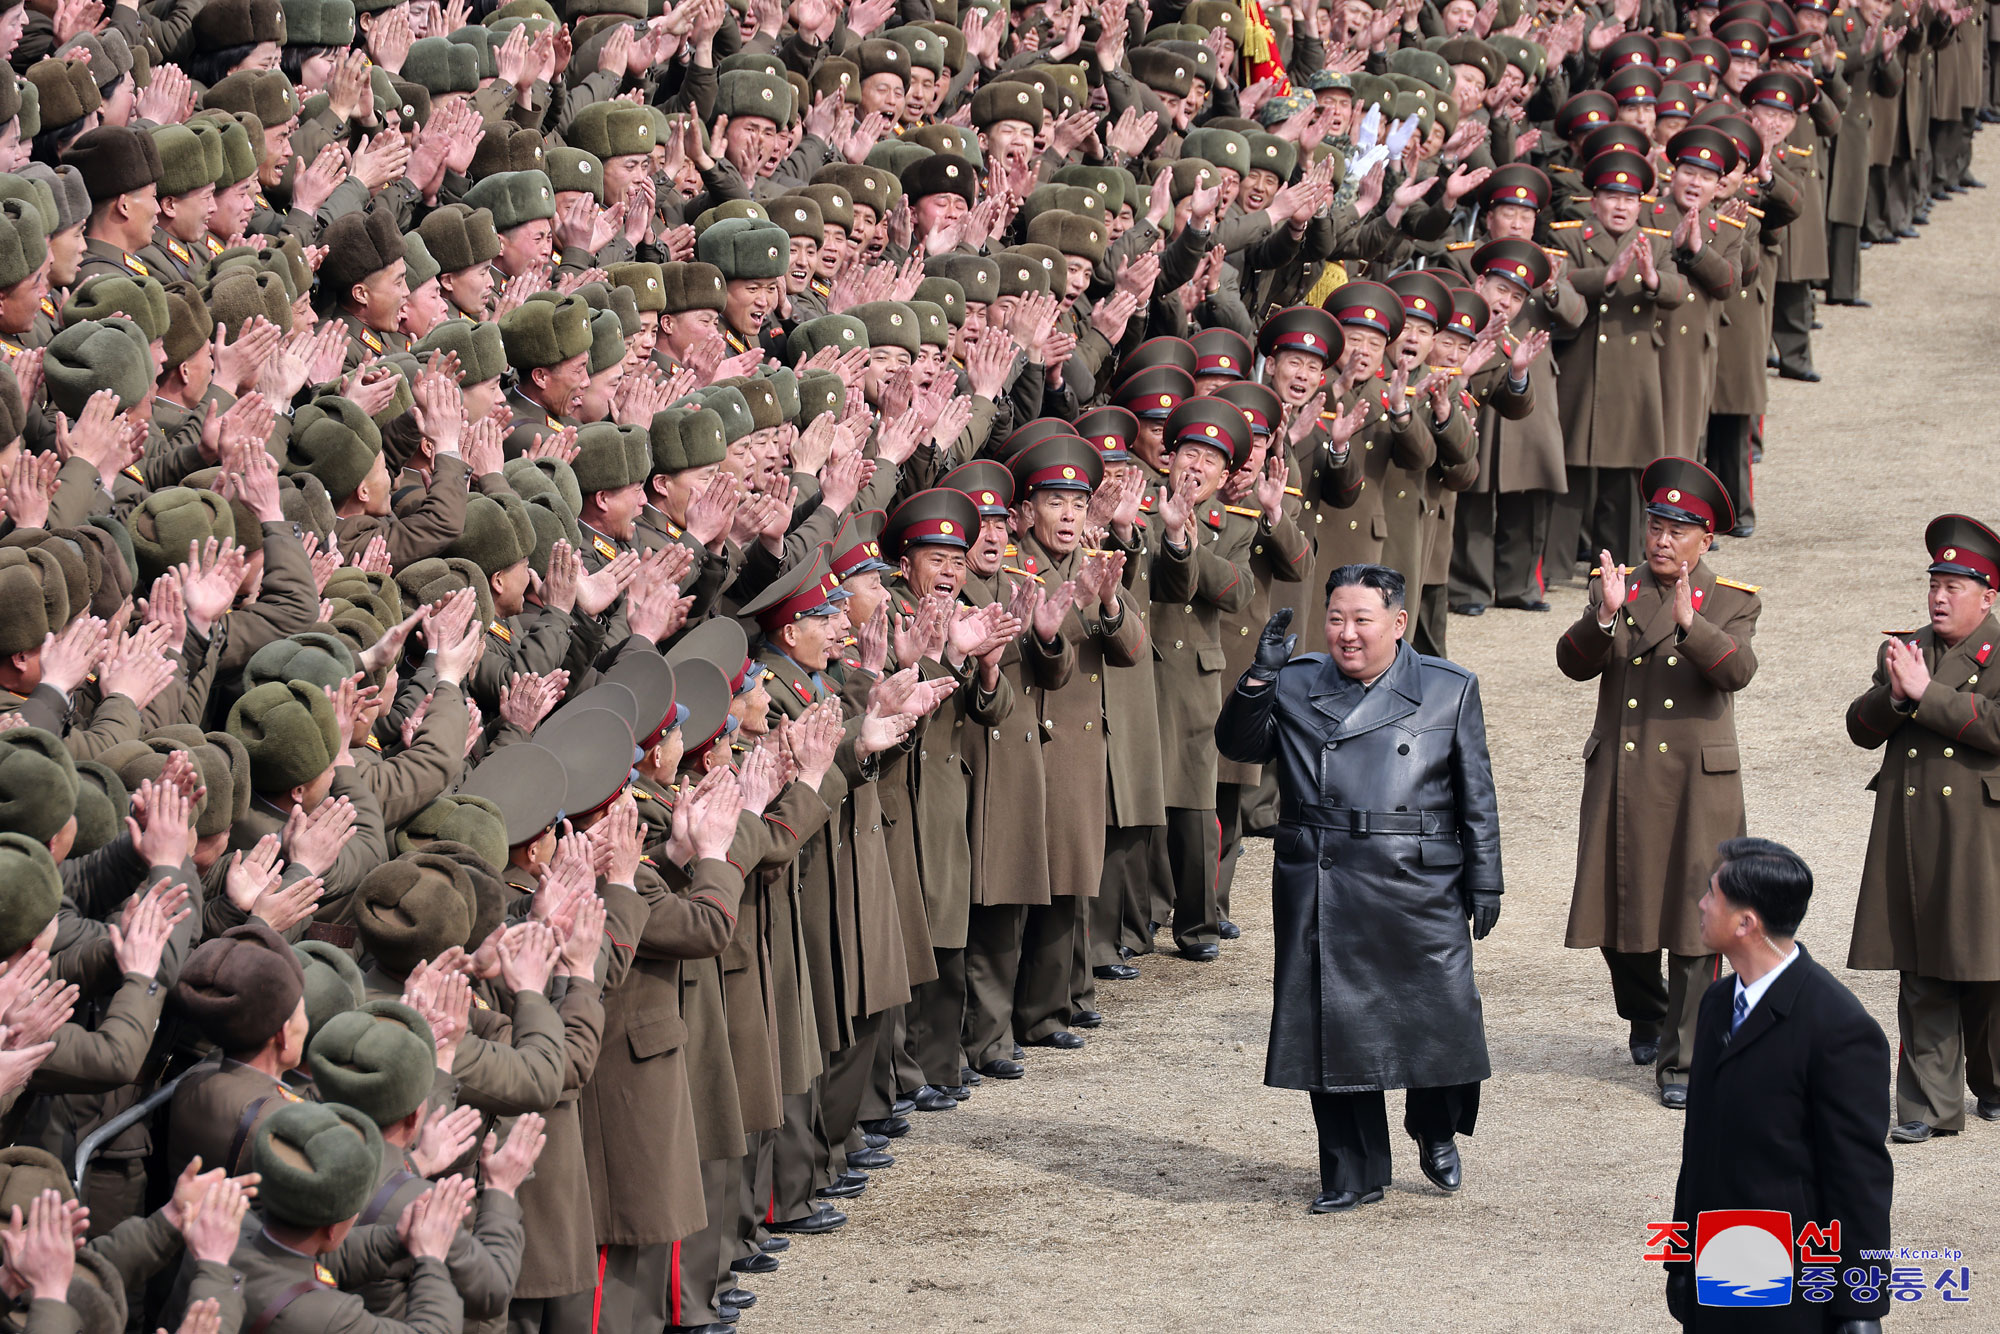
[0,0,1981,1327]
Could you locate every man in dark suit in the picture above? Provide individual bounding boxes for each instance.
[1667,838,1893,1333]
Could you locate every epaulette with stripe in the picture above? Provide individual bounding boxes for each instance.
[364,734,382,752]
[487,620,513,643]
[1224,505,1263,518]
[1713,576,1761,592]
[1550,219,1583,229]
[1639,227,1671,238]
[1746,206,1765,219]
[1719,214,1747,228]
[1002,566,1044,584]
[1283,486,1303,497]
[1446,240,1477,250]
[1787,144,1814,157]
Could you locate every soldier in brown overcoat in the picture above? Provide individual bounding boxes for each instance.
[1846,515,2000,1142]
[1556,459,1761,1108]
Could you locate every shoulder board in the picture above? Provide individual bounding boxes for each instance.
[314,1264,336,1287]
[1002,566,1044,585]
[1586,565,1633,578]
[487,620,513,643]
[1639,227,1671,238]
[121,253,148,276]
[123,464,145,483]
[167,238,192,263]
[1445,240,1478,250]
[0,339,19,357]
[1002,544,1017,557]
[1787,144,1814,157]
[1283,486,1303,497]
[1550,219,1582,229]
[1570,194,1594,204]
[1641,193,1657,202]
[1540,246,1565,258]
[360,328,384,352]
[633,787,657,802]
[592,535,619,560]
[471,994,490,1010]
[38,296,55,318]
[1549,163,1579,174]
[1224,505,1262,518]
[1746,206,1766,219]
[1713,576,1761,593]
[363,734,382,752]
[1720,214,1747,228]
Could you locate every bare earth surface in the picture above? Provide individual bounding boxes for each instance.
[749,143,2000,1331]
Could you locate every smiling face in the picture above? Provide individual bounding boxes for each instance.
[724,277,781,338]
[1324,582,1407,682]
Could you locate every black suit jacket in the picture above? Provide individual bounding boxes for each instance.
[1669,945,1893,1330]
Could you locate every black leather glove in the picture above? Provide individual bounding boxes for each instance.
[1469,892,1501,940]
[1664,1267,1691,1326]
[1252,608,1296,678]
[1831,1323,1882,1334]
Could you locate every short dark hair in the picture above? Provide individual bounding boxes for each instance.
[1713,837,1814,937]
[1325,563,1406,609]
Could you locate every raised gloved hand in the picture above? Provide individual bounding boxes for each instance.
[1469,892,1501,941]
[1251,608,1296,681]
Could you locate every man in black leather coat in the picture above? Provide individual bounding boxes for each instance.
[1216,563,1503,1214]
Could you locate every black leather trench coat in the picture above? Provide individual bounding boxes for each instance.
[1216,643,1502,1093]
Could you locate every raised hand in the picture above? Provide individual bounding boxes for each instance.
[1596,549,1630,620]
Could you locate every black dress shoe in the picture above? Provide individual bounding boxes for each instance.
[1728,521,1755,539]
[1975,1097,2000,1120]
[1827,297,1872,307]
[1218,920,1241,940]
[1858,238,1874,249]
[1180,944,1220,961]
[1629,1035,1660,1067]
[1890,1120,1955,1143]
[1494,596,1551,612]
[817,1170,868,1200]
[1025,1030,1085,1049]
[889,1097,915,1116]
[858,1115,910,1137]
[1777,366,1821,382]
[731,1252,779,1275]
[1965,175,1987,187]
[1660,1084,1689,1110]
[1979,108,2000,124]
[960,1066,983,1086]
[1070,1009,1103,1029]
[1810,320,1823,330]
[1451,602,1487,616]
[847,1147,895,1170]
[1116,945,1136,959]
[977,1058,1024,1079]
[1309,1187,1385,1214]
[943,1084,972,1101]
[668,1323,736,1333]
[1093,963,1140,980]
[908,1085,957,1112]
[861,1132,889,1149]
[769,1205,847,1234]
[713,1305,741,1325]
[1418,1138,1462,1192]
[760,1236,790,1253]
[719,1288,757,1310]
[1766,352,1781,369]
[1897,225,1921,238]
[1013,1044,1026,1059]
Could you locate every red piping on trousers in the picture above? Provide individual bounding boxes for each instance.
[590,1246,607,1334]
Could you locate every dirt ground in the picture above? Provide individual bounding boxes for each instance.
[749,144,2000,1332]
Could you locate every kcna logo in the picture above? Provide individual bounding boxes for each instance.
[1645,1210,1846,1307]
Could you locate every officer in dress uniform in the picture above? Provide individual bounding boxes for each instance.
[1557,457,1762,1109]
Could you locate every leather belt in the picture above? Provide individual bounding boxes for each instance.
[1281,805,1457,837]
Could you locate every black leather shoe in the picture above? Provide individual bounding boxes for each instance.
[1660,1085,1688,1110]
[1629,1034,1660,1067]
[1858,238,1874,249]
[1890,1120,1953,1143]
[1309,1187,1385,1213]
[1070,1009,1103,1029]
[908,1085,957,1112]
[1977,1097,2000,1120]
[719,1288,757,1310]
[1777,366,1821,382]
[1979,108,2000,123]
[1766,351,1781,369]
[769,1206,847,1234]
[1827,297,1872,307]
[1025,1030,1085,1049]
[960,1067,983,1086]
[1810,320,1823,330]
[759,1236,790,1253]
[1093,963,1140,980]
[1218,920,1241,940]
[1013,1044,1026,1059]
[1728,522,1755,539]
[1179,944,1220,962]
[668,1323,735,1333]
[1965,175,1988,187]
[861,1132,889,1149]
[817,1170,867,1200]
[847,1147,895,1170]
[858,1115,910,1138]
[731,1252,779,1274]
[1451,602,1487,616]
[977,1058,1024,1080]
[1116,945,1137,959]
[1493,596,1551,612]
[713,1305,740,1325]
[1897,225,1921,238]
[889,1097,915,1116]
[1418,1138,1462,1192]
[943,1084,972,1101]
